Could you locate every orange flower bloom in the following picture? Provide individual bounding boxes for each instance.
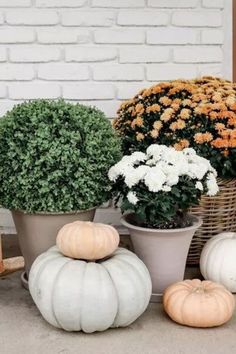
[159,96,172,106]
[211,138,228,148]
[194,132,213,144]
[220,129,232,139]
[171,103,180,111]
[170,119,186,131]
[212,93,222,102]
[174,139,190,151]
[153,121,163,130]
[136,132,144,141]
[142,88,152,97]
[225,96,235,107]
[229,138,236,147]
[179,108,191,120]
[172,98,182,105]
[215,123,225,131]
[150,129,159,138]
[160,108,174,122]
[146,104,161,114]
[135,116,144,127]
[182,99,192,107]
[151,86,162,94]
[230,103,236,111]
[135,103,144,115]
[228,116,236,127]
[209,111,218,120]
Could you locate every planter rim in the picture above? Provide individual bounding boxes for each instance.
[11,206,98,216]
[121,213,202,234]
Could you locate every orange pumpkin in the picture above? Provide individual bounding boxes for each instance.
[56,221,120,260]
[163,279,235,328]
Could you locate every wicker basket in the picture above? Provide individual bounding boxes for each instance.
[187,178,236,265]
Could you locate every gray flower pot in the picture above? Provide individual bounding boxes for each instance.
[12,208,96,276]
[121,214,202,302]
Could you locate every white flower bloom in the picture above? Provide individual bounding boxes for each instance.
[210,166,217,177]
[124,167,140,188]
[187,162,208,180]
[195,181,203,191]
[156,161,174,175]
[206,173,219,196]
[162,185,171,192]
[146,158,158,166]
[162,148,179,164]
[165,173,179,186]
[146,144,167,161]
[144,167,166,192]
[127,191,139,205]
[129,151,147,164]
[135,165,151,179]
[108,165,119,181]
[182,148,197,156]
[108,144,218,199]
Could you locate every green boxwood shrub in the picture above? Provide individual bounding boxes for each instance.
[0,100,121,213]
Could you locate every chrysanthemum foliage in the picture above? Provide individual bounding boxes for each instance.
[109,145,219,229]
[0,100,121,213]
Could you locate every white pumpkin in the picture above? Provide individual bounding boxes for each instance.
[29,246,152,333]
[200,232,236,292]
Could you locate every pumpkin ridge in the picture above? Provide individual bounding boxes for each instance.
[51,259,78,330]
[96,263,118,331]
[29,253,61,304]
[33,254,70,328]
[206,241,225,281]
[111,256,151,312]
[103,258,139,326]
[101,263,120,327]
[75,260,87,332]
[216,241,230,286]
[210,291,227,326]
[107,257,150,325]
[69,227,77,258]
[218,242,235,287]
[164,288,189,309]
[200,236,221,279]
[177,290,193,325]
[30,252,62,293]
[211,289,235,322]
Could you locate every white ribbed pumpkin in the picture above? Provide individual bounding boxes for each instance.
[56,221,119,260]
[29,246,152,333]
[200,232,236,292]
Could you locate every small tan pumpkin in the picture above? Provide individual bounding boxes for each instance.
[163,279,235,328]
[56,221,120,260]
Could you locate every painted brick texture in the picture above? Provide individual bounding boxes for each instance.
[0,0,231,120]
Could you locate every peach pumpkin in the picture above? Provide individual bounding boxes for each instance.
[163,279,235,328]
[56,221,120,260]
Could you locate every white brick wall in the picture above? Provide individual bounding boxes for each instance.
[0,0,232,232]
[0,0,232,119]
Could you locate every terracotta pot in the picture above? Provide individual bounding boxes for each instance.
[121,214,202,301]
[12,208,96,275]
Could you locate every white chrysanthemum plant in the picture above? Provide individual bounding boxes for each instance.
[108,144,219,229]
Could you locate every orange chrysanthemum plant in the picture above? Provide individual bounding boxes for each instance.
[114,77,236,178]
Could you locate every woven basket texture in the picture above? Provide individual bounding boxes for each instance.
[188,178,236,265]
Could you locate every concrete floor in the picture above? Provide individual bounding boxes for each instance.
[1,235,236,354]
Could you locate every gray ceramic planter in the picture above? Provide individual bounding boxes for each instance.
[12,208,96,277]
[121,214,202,302]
